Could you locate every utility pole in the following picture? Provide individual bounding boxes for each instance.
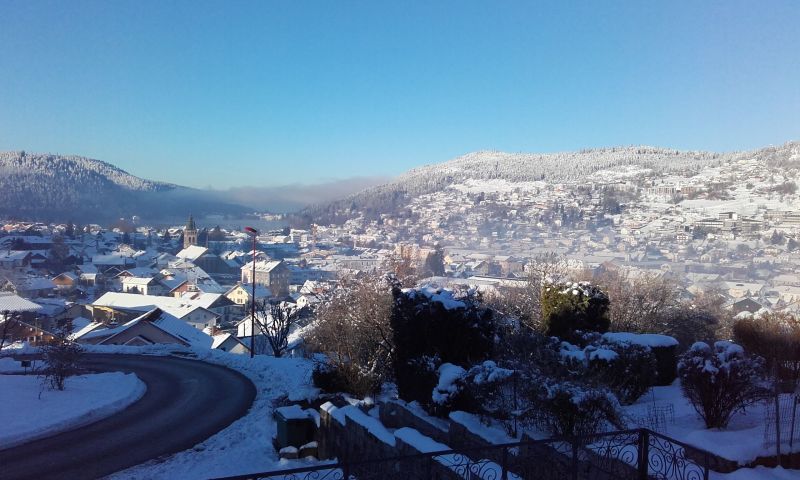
[245,227,258,358]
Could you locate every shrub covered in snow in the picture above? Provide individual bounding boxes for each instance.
[603,332,679,386]
[556,332,658,405]
[461,361,518,431]
[541,282,610,340]
[527,380,624,438]
[678,341,768,429]
[429,363,476,416]
[391,285,494,405]
[481,329,625,436]
[586,340,656,406]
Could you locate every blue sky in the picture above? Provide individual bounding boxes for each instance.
[0,1,798,189]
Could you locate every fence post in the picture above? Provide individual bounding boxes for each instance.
[571,439,579,480]
[501,446,508,480]
[638,429,650,480]
[512,372,518,438]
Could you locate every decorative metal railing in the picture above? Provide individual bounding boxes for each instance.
[213,428,711,480]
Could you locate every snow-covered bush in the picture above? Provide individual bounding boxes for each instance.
[391,285,494,405]
[541,282,610,340]
[461,361,518,432]
[557,332,658,405]
[429,363,475,416]
[586,341,656,406]
[528,380,623,438]
[678,341,768,428]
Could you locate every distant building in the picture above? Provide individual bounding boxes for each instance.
[241,260,290,297]
[184,214,198,249]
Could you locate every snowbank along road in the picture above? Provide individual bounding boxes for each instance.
[0,354,257,480]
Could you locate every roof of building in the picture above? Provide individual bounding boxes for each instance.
[176,245,209,262]
[79,308,212,348]
[0,293,42,312]
[92,292,219,321]
[241,260,283,273]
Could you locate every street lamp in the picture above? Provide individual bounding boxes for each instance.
[244,226,258,358]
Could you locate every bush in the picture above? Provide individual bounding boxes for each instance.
[430,363,478,416]
[541,282,610,340]
[586,341,657,405]
[733,312,800,389]
[558,332,658,405]
[528,380,624,437]
[678,341,768,428]
[463,361,518,433]
[311,362,380,398]
[391,286,495,403]
[40,334,83,391]
[305,273,396,393]
[403,355,441,410]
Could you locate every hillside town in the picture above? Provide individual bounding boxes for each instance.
[4,145,800,354]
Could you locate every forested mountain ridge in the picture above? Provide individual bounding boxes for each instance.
[0,151,246,222]
[301,142,800,224]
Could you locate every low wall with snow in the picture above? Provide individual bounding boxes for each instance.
[318,402,397,463]
[379,400,449,445]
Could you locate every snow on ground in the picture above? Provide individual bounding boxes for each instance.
[449,178,546,194]
[624,381,797,466]
[77,344,321,480]
[711,466,800,480]
[0,371,145,449]
[0,357,43,373]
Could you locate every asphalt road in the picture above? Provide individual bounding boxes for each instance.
[0,354,256,480]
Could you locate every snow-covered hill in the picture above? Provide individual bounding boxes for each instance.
[304,142,800,223]
[0,151,247,222]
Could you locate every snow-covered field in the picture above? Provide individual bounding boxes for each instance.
[712,466,800,480]
[625,382,795,467]
[0,370,145,449]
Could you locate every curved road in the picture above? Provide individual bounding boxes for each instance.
[0,354,256,480]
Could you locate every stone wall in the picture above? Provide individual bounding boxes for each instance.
[317,403,396,462]
[379,400,449,444]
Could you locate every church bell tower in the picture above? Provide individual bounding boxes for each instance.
[184,214,198,249]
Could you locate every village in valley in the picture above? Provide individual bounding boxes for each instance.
[2,2,799,478]
[1,143,800,479]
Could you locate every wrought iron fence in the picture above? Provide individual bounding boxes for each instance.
[213,428,711,480]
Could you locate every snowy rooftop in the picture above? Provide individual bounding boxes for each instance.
[0,293,42,313]
[93,292,217,320]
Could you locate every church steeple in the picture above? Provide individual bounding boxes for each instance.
[184,214,198,248]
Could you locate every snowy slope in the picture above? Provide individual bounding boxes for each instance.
[0,151,248,221]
